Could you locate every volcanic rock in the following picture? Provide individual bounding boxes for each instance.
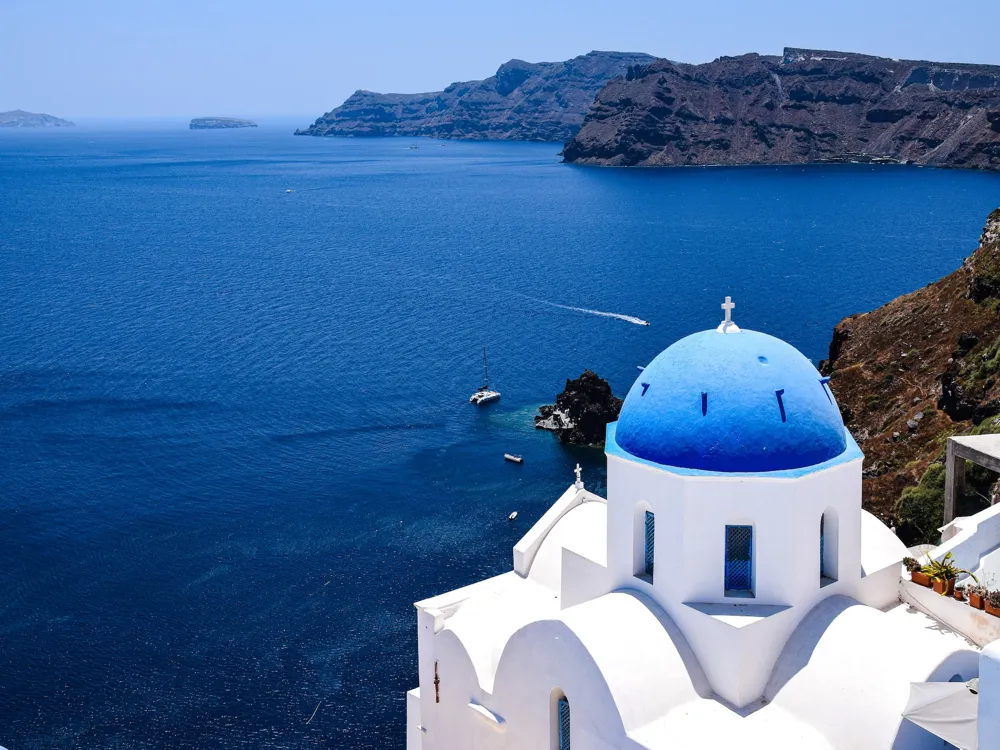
[536,370,623,445]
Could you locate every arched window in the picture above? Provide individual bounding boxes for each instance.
[550,690,570,750]
[820,510,839,584]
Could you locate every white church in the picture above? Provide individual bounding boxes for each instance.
[406,300,1000,750]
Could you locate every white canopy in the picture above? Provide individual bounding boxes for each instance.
[902,680,979,750]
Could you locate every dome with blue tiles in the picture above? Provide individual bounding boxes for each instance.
[615,315,847,473]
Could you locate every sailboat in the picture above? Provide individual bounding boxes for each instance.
[469,347,501,405]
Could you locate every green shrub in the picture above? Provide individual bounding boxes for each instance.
[895,463,946,544]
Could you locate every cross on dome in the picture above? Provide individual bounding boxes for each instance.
[716,295,741,334]
[574,463,584,489]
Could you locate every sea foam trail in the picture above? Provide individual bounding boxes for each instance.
[520,295,649,326]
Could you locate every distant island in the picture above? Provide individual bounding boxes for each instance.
[0,110,74,128]
[563,47,1000,172]
[295,50,655,142]
[189,117,257,130]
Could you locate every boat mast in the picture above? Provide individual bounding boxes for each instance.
[482,347,490,390]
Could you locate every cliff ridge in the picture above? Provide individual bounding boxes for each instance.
[296,51,655,142]
[822,208,1000,542]
[563,47,1000,172]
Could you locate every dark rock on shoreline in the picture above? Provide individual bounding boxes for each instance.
[295,51,655,142]
[0,110,74,127]
[563,47,1000,172]
[535,370,623,445]
[190,117,257,130]
[821,208,1000,542]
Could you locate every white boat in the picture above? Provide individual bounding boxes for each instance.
[470,347,500,405]
[504,454,523,464]
[508,511,518,521]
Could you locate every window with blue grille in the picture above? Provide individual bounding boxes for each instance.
[725,525,753,594]
[558,697,571,750]
[820,514,826,580]
[644,511,654,576]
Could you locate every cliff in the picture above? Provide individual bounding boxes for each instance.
[189,117,257,129]
[535,370,623,445]
[295,51,655,142]
[0,110,74,127]
[821,208,1000,543]
[563,48,1000,172]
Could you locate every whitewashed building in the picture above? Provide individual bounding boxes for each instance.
[407,301,997,750]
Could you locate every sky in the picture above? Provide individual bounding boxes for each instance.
[1,0,997,120]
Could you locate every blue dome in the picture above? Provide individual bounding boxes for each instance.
[615,329,847,473]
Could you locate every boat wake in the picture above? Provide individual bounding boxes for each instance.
[520,295,649,326]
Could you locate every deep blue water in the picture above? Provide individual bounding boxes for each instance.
[2,122,1000,749]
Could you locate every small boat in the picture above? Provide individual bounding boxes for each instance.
[409,141,420,150]
[470,347,500,405]
[508,511,518,521]
[504,454,523,464]
[285,189,293,193]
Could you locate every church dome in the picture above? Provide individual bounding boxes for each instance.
[615,328,847,473]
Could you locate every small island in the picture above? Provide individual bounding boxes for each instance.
[189,117,258,130]
[0,110,74,128]
[535,370,623,445]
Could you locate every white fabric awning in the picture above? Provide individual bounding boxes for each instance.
[902,680,979,750]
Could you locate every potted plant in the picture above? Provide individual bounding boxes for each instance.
[969,583,987,610]
[923,552,977,596]
[904,557,931,587]
[955,584,966,602]
[986,590,1000,618]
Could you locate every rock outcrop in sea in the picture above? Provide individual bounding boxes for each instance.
[0,110,74,127]
[535,370,623,445]
[821,208,1000,543]
[295,51,655,142]
[189,117,258,130]
[563,48,1000,172]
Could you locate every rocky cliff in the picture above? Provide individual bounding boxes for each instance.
[821,208,1000,543]
[535,370,623,445]
[563,48,1000,172]
[0,110,74,127]
[296,51,655,142]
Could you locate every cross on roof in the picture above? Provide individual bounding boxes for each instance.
[721,296,735,324]
[574,463,583,488]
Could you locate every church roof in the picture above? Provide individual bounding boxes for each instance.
[615,328,848,473]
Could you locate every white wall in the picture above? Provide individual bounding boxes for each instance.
[933,503,1000,585]
[981,641,1000,750]
[604,452,863,707]
[407,688,423,750]
[901,579,1000,648]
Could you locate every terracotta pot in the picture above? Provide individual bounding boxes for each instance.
[986,601,1000,618]
[970,593,985,610]
[955,588,965,602]
[933,578,955,596]
[911,571,931,587]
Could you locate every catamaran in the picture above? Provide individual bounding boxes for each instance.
[469,347,501,405]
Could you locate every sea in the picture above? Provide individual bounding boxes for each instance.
[2,120,1000,749]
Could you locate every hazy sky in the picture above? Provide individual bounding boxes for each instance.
[2,0,996,120]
